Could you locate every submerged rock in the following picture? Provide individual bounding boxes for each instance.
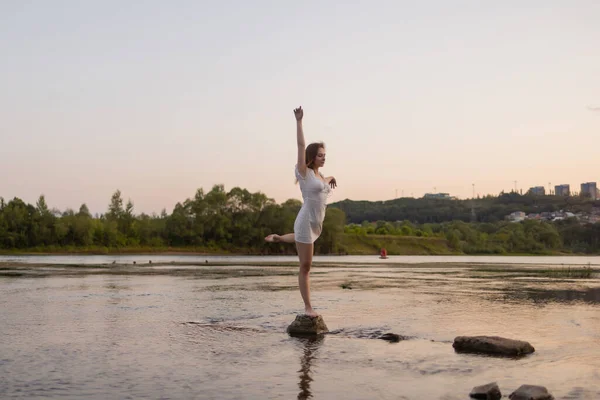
[470,382,501,400]
[378,333,407,343]
[453,336,535,356]
[286,315,329,336]
[509,385,554,400]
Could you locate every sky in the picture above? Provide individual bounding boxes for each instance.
[1,1,599,215]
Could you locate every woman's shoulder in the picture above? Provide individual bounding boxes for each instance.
[295,164,307,180]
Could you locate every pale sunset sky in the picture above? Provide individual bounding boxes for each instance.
[1,1,599,215]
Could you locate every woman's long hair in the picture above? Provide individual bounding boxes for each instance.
[296,142,325,184]
[305,142,324,169]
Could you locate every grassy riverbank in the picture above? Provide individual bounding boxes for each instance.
[338,234,457,255]
[0,234,583,256]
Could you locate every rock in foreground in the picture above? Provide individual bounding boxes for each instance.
[286,315,328,336]
[453,336,535,356]
[470,382,501,400]
[509,385,554,400]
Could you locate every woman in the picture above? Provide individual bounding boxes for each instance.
[265,106,337,317]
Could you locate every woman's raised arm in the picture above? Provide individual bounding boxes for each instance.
[294,106,306,178]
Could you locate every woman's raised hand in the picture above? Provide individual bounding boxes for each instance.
[293,106,303,121]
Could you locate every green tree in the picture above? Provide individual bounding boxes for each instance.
[165,202,194,246]
[34,195,55,245]
[106,190,124,221]
[202,185,231,245]
[315,208,346,254]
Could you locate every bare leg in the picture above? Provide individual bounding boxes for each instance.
[296,241,318,317]
[265,233,295,243]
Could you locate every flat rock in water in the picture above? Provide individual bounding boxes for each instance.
[470,382,501,400]
[286,315,328,336]
[509,385,554,400]
[453,336,535,356]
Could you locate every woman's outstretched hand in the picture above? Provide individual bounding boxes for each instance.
[329,177,337,189]
[294,106,303,121]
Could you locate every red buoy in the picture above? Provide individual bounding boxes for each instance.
[380,248,388,259]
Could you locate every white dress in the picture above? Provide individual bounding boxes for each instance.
[294,165,331,244]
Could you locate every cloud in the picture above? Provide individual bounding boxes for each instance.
[587,106,600,112]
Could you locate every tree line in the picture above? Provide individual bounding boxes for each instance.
[345,218,600,254]
[1,187,599,255]
[0,186,345,254]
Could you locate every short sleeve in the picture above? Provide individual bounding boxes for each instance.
[295,164,306,181]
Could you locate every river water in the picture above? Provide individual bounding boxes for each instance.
[1,256,599,399]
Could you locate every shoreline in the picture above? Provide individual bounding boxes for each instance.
[1,261,598,282]
[0,249,597,257]
[2,259,599,269]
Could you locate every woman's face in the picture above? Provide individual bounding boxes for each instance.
[314,147,326,168]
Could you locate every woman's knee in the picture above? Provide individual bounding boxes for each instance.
[299,261,311,273]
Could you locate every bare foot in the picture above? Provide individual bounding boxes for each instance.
[304,308,319,318]
[264,234,281,243]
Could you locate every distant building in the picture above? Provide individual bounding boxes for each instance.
[507,211,526,222]
[580,182,598,200]
[423,193,456,200]
[529,186,546,196]
[555,184,570,196]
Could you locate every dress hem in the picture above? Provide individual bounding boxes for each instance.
[294,238,316,244]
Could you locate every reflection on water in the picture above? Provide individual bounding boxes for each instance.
[508,287,600,304]
[294,335,324,400]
